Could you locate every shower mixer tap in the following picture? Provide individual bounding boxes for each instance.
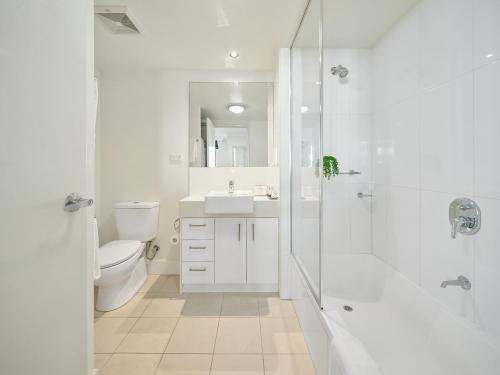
[449,198,481,239]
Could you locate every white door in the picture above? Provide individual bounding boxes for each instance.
[247,218,279,284]
[0,1,94,375]
[215,218,247,283]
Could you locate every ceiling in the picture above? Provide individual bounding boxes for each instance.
[94,0,307,71]
[190,82,271,123]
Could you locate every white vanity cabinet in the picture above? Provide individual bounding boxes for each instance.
[180,217,278,291]
[246,218,279,284]
[214,218,247,284]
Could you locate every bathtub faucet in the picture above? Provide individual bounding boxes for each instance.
[440,275,471,290]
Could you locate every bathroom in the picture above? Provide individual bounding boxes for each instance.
[1,0,500,374]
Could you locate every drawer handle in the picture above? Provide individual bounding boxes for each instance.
[189,224,207,227]
[189,246,207,250]
[189,267,207,272]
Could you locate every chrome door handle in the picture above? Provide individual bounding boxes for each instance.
[339,170,361,175]
[238,223,241,241]
[189,246,207,250]
[189,224,207,227]
[189,267,207,272]
[64,193,93,212]
[252,223,255,241]
[357,192,373,198]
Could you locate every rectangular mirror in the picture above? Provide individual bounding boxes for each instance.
[189,82,274,167]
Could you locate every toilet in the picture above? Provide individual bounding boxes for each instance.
[95,201,159,311]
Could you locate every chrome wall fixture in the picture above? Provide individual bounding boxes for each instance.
[330,64,349,78]
[449,198,481,239]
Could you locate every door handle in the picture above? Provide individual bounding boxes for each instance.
[189,267,207,272]
[189,224,207,227]
[252,223,255,241]
[238,223,241,241]
[64,193,93,212]
[189,246,207,250]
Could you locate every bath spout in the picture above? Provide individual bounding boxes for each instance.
[440,275,471,290]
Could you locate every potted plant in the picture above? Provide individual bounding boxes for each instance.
[323,155,339,180]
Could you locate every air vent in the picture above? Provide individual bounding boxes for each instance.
[95,6,141,34]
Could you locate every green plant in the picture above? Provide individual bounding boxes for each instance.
[323,155,339,180]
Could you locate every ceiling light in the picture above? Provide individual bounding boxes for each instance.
[228,105,246,114]
[233,81,239,85]
[229,50,239,58]
[301,106,309,113]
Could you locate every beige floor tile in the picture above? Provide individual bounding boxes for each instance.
[181,293,223,317]
[260,318,309,354]
[140,275,179,294]
[166,317,219,354]
[100,353,161,375]
[154,354,212,375]
[263,354,316,375]
[94,317,137,353]
[258,297,296,317]
[214,317,262,354]
[94,354,112,369]
[220,293,259,316]
[116,317,178,353]
[95,293,152,318]
[143,295,187,317]
[211,354,264,375]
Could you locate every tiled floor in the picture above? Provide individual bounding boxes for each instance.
[94,275,316,375]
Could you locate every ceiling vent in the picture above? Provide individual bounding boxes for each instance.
[95,6,141,34]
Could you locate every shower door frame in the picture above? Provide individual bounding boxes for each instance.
[289,0,325,309]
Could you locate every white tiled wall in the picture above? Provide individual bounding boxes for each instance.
[372,0,500,340]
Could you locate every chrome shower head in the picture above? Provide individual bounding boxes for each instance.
[331,65,349,78]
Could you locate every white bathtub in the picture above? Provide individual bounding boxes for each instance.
[291,254,500,375]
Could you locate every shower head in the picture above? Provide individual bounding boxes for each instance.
[331,65,349,78]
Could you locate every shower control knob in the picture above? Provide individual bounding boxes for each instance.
[449,198,481,239]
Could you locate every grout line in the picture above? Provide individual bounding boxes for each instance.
[258,310,266,374]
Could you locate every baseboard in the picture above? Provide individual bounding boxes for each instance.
[147,258,179,275]
[181,283,279,293]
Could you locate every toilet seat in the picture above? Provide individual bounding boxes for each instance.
[99,240,142,269]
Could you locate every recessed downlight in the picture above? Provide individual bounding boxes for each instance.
[229,50,239,58]
[228,104,246,114]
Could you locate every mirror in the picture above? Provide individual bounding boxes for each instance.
[189,82,274,167]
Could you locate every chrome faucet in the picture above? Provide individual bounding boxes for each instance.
[229,180,234,194]
[440,275,471,290]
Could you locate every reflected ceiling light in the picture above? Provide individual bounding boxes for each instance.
[486,53,494,59]
[229,50,239,58]
[233,81,239,85]
[301,105,309,113]
[228,104,246,114]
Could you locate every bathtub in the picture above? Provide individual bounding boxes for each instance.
[291,254,500,375]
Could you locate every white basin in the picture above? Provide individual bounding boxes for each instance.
[205,190,254,214]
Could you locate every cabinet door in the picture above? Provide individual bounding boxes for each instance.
[215,218,247,283]
[247,218,279,284]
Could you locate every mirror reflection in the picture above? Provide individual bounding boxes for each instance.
[189,82,274,167]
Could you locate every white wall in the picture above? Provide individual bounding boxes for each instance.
[371,0,500,341]
[96,69,276,274]
[322,48,372,255]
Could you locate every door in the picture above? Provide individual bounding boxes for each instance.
[0,1,94,374]
[247,218,279,284]
[215,218,247,283]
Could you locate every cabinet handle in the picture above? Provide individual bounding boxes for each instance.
[189,224,206,227]
[252,223,255,241]
[189,267,207,272]
[238,223,241,241]
[189,246,207,250]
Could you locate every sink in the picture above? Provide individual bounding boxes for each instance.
[205,190,254,214]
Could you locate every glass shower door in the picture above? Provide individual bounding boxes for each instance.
[290,0,322,303]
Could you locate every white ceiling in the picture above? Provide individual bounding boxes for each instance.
[94,0,307,71]
[190,82,271,123]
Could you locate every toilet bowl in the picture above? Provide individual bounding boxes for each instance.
[94,201,159,311]
[95,240,147,311]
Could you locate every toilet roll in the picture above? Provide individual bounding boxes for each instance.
[170,233,179,245]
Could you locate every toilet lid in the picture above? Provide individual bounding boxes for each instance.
[99,240,142,269]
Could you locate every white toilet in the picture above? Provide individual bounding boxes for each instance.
[95,201,159,311]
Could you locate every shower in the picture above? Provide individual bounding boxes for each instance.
[330,64,349,78]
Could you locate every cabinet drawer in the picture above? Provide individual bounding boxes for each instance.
[181,218,214,239]
[182,262,214,284]
[182,240,214,262]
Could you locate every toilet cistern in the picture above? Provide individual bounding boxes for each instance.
[440,275,471,290]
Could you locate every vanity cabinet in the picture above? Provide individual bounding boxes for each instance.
[180,217,278,291]
[214,218,247,283]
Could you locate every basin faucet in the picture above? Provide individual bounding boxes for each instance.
[440,275,471,290]
[229,180,234,194]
